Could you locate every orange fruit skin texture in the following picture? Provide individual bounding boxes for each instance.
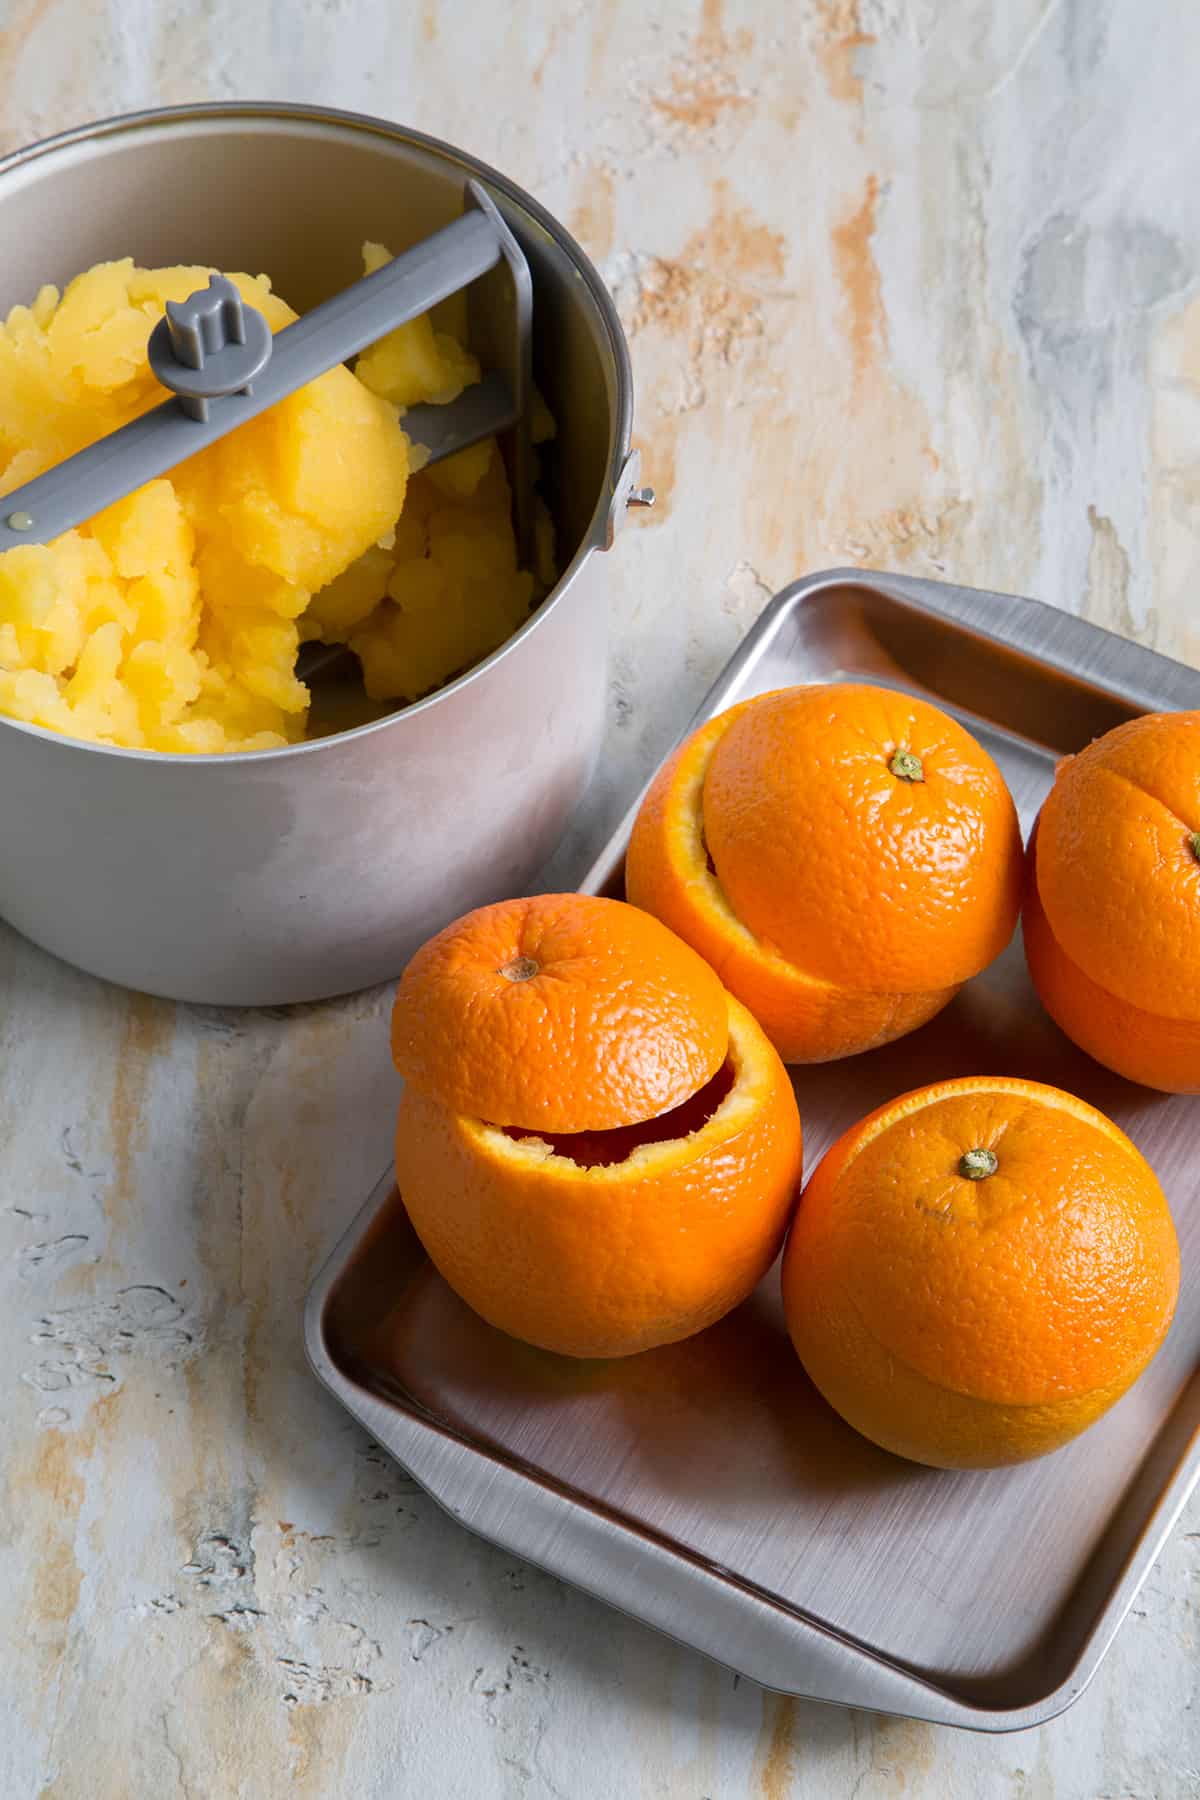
[396,995,803,1358]
[626,686,1021,1063]
[391,894,729,1132]
[782,1078,1179,1469]
[1026,711,1200,1092]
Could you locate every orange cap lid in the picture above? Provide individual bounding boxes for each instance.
[391,892,729,1132]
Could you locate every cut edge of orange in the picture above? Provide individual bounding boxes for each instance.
[625,706,959,1063]
[783,1283,1152,1470]
[463,993,782,1180]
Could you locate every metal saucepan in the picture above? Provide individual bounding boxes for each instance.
[0,102,638,1004]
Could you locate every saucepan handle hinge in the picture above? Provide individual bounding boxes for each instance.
[601,449,655,550]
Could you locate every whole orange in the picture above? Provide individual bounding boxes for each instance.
[627,684,1023,1062]
[392,894,803,1358]
[782,1077,1179,1468]
[1025,710,1200,1092]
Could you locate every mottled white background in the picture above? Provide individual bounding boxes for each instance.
[1,2,1198,1796]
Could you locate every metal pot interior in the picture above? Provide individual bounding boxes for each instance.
[0,105,627,605]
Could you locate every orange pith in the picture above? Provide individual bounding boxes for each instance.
[626,686,1021,1063]
[391,892,729,1131]
[396,996,803,1359]
[1025,712,1200,1091]
[782,1077,1179,1469]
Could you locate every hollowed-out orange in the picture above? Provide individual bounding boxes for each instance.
[782,1077,1178,1468]
[626,685,1023,1063]
[1025,711,1200,1092]
[391,894,803,1358]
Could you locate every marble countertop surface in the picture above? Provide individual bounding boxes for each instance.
[1,2,1198,1795]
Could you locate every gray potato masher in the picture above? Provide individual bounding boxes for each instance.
[0,177,535,564]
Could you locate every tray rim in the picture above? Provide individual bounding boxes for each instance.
[304,567,1200,1732]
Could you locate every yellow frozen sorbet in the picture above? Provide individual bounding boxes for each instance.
[304,240,556,708]
[0,248,553,752]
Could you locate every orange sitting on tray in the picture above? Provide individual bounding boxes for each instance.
[782,1077,1179,1469]
[392,893,803,1358]
[1024,710,1200,1093]
[626,683,1023,1063]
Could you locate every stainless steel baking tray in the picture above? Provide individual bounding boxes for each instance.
[304,569,1200,1730]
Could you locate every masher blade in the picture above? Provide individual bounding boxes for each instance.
[403,370,518,467]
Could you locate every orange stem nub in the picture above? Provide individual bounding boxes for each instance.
[500,956,540,983]
[889,749,924,783]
